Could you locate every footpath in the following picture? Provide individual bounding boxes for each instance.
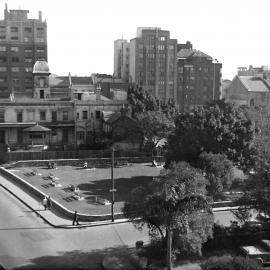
[0,174,128,229]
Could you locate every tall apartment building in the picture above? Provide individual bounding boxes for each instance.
[129,27,177,102]
[114,39,129,82]
[177,47,222,112]
[0,4,47,97]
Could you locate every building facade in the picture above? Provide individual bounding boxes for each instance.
[129,27,178,102]
[177,48,222,112]
[113,39,130,82]
[0,4,47,98]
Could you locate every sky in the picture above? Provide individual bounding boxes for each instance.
[2,0,270,80]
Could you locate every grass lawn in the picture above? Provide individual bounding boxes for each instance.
[9,163,162,215]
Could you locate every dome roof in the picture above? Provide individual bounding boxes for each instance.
[33,59,50,74]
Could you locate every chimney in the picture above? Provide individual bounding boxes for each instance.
[96,84,101,100]
[38,11,42,21]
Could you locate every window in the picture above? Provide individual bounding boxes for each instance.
[76,112,79,119]
[0,77,6,83]
[10,46,19,52]
[169,45,174,50]
[160,36,165,41]
[40,110,46,121]
[77,131,84,140]
[24,27,32,33]
[10,27,18,32]
[25,67,32,72]
[37,47,45,53]
[24,47,32,53]
[28,111,34,121]
[0,46,6,51]
[82,111,88,120]
[0,26,5,29]
[17,111,23,122]
[12,57,19,63]
[12,67,19,72]
[51,111,57,121]
[0,110,5,122]
[138,44,143,49]
[95,110,101,119]
[0,57,6,63]
[11,36,18,40]
[25,57,32,63]
[25,77,32,84]
[0,36,5,40]
[37,27,44,31]
[250,98,255,107]
[0,67,7,72]
[36,38,44,42]
[40,89,44,99]
[12,78,19,84]
[63,111,68,121]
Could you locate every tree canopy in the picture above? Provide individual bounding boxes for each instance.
[197,152,234,199]
[123,161,214,269]
[166,100,257,171]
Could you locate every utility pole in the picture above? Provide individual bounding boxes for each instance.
[110,148,116,222]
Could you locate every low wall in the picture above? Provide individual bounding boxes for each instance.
[6,156,165,168]
[0,167,123,222]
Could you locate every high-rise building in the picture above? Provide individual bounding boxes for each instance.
[0,4,47,97]
[129,27,177,102]
[177,48,222,112]
[113,39,129,82]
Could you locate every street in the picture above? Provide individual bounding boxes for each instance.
[0,186,239,270]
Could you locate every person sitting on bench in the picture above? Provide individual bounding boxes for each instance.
[83,161,87,168]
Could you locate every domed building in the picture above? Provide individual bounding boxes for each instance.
[33,59,51,99]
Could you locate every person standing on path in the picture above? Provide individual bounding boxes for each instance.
[72,211,79,225]
[42,196,48,210]
[47,196,52,210]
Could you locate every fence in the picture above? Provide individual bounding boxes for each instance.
[0,149,157,164]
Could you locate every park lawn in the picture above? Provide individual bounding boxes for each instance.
[9,163,162,215]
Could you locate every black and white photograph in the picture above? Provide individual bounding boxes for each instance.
[0,0,269,269]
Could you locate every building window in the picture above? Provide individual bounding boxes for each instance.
[10,27,18,32]
[28,111,34,121]
[11,36,18,40]
[37,47,45,53]
[12,57,19,63]
[51,111,57,121]
[25,57,32,63]
[77,131,84,140]
[138,44,143,49]
[0,57,6,63]
[37,27,44,31]
[0,36,5,40]
[250,98,255,106]
[40,110,46,121]
[25,67,32,72]
[0,110,5,122]
[40,89,44,99]
[24,27,32,33]
[12,67,19,72]
[82,111,88,120]
[24,47,32,53]
[12,78,19,84]
[63,111,68,121]
[10,46,19,52]
[0,77,6,83]
[0,46,6,51]
[77,93,82,100]
[0,67,7,72]
[76,112,79,119]
[17,111,23,122]
[25,77,32,84]
[95,110,101,119]
[36,38,44,43]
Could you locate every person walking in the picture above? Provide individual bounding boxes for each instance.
[42,196,48,210]
[47,196,52,210]
[72,211,80,226]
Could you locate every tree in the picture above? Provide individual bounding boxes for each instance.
[166,100,257,172]
[201,255,263,270]
[136,111,174,155]
[197,152,234,199]
[123,162,214,270]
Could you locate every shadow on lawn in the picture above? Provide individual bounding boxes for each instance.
[12,246,138,270]
[78,176,153,203]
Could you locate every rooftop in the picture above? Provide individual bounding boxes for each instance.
[238,76,270,92]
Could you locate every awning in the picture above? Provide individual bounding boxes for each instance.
[24,124,51,132]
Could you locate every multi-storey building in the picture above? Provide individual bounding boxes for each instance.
[129,27,177,102]
[0,4,47,98]
[177,48,222,112]
[114,39,130,82]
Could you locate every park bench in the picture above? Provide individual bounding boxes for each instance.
[95,196,110,205]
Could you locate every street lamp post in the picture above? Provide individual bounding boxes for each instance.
[110,148,116,222]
